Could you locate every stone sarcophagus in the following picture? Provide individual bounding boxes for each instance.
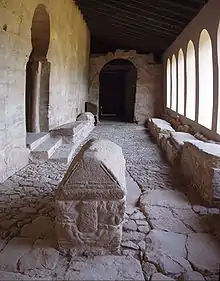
[55,139,126,255]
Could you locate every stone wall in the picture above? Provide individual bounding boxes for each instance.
[0,0,90,182]
[89,51,163,124]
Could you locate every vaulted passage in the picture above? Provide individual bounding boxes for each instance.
[1,0,220,280]
[99,59,137,122]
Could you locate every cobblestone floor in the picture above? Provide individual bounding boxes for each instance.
[0,122,220,280]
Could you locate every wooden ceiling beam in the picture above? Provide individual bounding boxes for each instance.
[82,9,178,37]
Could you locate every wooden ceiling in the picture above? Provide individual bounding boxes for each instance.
[75,0,208,56]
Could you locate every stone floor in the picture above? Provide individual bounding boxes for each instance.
[0,122,220,280]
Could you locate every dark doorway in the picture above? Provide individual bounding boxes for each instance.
[99,59,137,122]
[26,4,50,133]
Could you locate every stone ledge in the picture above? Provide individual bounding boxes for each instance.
[181,141,220,204]
[51,113,95,145]
[147,118,220,205]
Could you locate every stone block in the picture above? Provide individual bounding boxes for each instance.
[51,119,94,145]
[55,139,126,254]
[181,141,220,205]
[65,255,145,280]
[148,118,174,146]
[76,112,95,124]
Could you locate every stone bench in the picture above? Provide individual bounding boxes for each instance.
[51,112,95,144]
[164,132,197,165]
[181,140,220,205]
[147,118,175,146]
[55,139,126,255]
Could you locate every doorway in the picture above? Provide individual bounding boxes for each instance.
[99,59,137,122]
[25,4,50,133]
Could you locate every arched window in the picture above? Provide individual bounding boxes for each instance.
[171,55,177,111]
[166,59,171,108]
[178,49,185,115]
[217,23,220,134]
[198,29,213,129]
[186,41,196,120]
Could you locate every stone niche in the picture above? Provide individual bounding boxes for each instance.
[55,139,126,255]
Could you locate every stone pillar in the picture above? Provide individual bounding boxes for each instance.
[55,139,126,255]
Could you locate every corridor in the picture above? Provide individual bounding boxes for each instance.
[0,123,219,280]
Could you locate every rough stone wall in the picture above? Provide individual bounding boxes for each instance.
[89,51,163,124]
[0,0,90,182]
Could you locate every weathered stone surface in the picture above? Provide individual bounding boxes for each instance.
[122,249,139,259]
[181,141,220,204]
[186,233,220,274]
[130,210,146,220]
[76,112,95,124]
[0,238,34,272]
[151,273,175,281]
[0,271,36,280]
[192,205,208,215]
[20,216,55,239]
[20,207,37,214]
[65,256,145,280]
[138,224,151,234]
[145,230,191,276]
[56,139,126,254]
[164,139,179,165]
[123,220,137,231]
[179,271,206,281]
[121,240,139,250]
[146,230,186,258]
[126,174,141,213]
[56,139,126,200]
[122,231,146,243]
[19,239,59,277]
[139,190,201,234]
[170,132,196,149]
[207,208,220,215]
[145,205,193,234]
[0,239,5,252]
[172,208,209,233]
[142,262,158,279]
[140,190,191,211]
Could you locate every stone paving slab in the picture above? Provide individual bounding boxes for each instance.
[0,271,48,280]
[140,190,191,210]
[65,255,145,280]
[145,230,192,277]
[0,238,35,272]
[186,233,220,274]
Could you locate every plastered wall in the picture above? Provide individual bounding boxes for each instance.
[0,0,90,182]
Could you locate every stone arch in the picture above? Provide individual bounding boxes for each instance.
[186,40,196,121]
[217,21,220,133]
[99,58,137,122]
[171,54,177,111]
[89,51,161,123]
[198,29,214,129]
[178,49,185,115]
[166,58,171,108]
[26,4,51,133]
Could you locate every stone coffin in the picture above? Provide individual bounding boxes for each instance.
[164,132,197,165]
[147,118,175,146]
[55,139,126,255]
[51,113,95,144]
[181,140,220,205]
